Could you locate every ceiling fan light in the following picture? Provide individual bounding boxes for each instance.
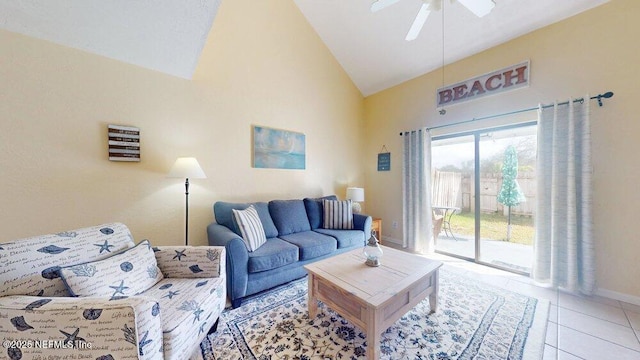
[428,0,442,12]
[457,0,495,17]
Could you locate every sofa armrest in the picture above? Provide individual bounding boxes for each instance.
[0,295,163,359]
[354,213,373,240]
[154,246,225,279]
[207,222,250,304]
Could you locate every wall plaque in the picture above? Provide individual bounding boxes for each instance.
[436,60,530,108]
[108,124,140,162]
[378,151,390,171]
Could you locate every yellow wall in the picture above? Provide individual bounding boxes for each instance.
[364,0,640,299]
[1,0,637,300]
[0,0,364,245]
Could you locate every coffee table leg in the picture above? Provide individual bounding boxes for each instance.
[308,273,318,319]
[366,309,381,359]
[429,269,439,314]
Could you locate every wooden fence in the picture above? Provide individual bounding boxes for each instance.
[432,170,535,216]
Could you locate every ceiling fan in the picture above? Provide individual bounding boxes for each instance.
[371,0,496,41]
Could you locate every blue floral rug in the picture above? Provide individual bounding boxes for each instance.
[194,269,548,360]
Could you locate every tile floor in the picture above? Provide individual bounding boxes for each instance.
[426,252,640,360]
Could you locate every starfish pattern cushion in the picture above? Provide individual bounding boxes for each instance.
[232,205,267,252]
[60,239,164,298]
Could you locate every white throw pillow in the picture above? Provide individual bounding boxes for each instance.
[232,205,267,252]
[323,199,354,230]
[60,239,163,299]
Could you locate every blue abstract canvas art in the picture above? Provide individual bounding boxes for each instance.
[253,126,306,170]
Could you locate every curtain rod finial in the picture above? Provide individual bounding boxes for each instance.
[596,91,614,107]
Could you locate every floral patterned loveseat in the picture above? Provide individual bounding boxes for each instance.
[0,223,226,360]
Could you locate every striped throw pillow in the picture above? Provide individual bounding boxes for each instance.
[322,199,354,230]
[232,205,267,252]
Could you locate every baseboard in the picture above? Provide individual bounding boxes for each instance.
[378,236,640,306]
[381,236,402,246]
[596,288,640,306]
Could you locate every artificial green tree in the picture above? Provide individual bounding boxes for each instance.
[497,145,527,241]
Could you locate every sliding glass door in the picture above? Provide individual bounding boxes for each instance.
[431,123,536,274]
[431,134,476,260]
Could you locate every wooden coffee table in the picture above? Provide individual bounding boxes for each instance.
[305,246,442,359]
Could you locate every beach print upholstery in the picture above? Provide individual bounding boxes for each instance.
[143,277,226,358]
[60,239,164,297]
[0,294,163,359]
[154,246,225,279]
[0,223,226,360]
[152,246,226,358]
[0,223,134,297]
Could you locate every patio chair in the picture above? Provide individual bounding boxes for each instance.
[432,210,444,241]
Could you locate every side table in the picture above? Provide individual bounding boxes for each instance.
[371,218,382,243]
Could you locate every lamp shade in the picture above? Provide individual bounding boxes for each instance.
[168,157,207,179]
[346,187,365,202]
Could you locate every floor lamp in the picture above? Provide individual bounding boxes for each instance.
[168,157,207,246]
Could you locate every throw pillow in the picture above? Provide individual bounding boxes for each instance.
[232,205,267,252]
[60,239,164,299]
[323,199,354,230]
[304,195,338,229]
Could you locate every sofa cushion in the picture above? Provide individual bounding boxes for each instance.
[60,239,164,298]
[248,238,299,273]
[141,277,226,358]
[314,229,365,249]
[232,205,267,252]
[0,222,135,297]
[279,231,337,260]
[303,195,338,230]
[323,199,354,230]
[214,201,278,238]
[269,200,312,236]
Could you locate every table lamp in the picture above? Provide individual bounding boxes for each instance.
[346,187,365,214]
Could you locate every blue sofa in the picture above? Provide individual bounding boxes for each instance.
[207,196,372,308]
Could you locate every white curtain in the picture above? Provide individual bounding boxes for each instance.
[402,128,433,253]
[533,97,595,295]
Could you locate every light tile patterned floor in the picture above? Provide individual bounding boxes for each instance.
[422,253,640,360]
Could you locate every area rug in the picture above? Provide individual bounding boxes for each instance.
[194,269,548,360]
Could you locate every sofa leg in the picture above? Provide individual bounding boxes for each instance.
[207,318,220,334]
[231,298,242,309]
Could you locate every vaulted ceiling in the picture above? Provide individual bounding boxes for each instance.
[0,0,222,79]
[0,0,610,96]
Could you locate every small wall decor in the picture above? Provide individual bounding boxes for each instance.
[108,124,140,162]
[378,145,390,171]
[253,125,305,170]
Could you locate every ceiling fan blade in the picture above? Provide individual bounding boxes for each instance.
[371,0,401,13]
[457,0,495,17]
[405,3,430,41]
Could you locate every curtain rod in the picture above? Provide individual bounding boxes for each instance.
[399,91,614,135]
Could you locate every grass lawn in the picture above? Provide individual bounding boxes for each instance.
[449,211,534,245]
